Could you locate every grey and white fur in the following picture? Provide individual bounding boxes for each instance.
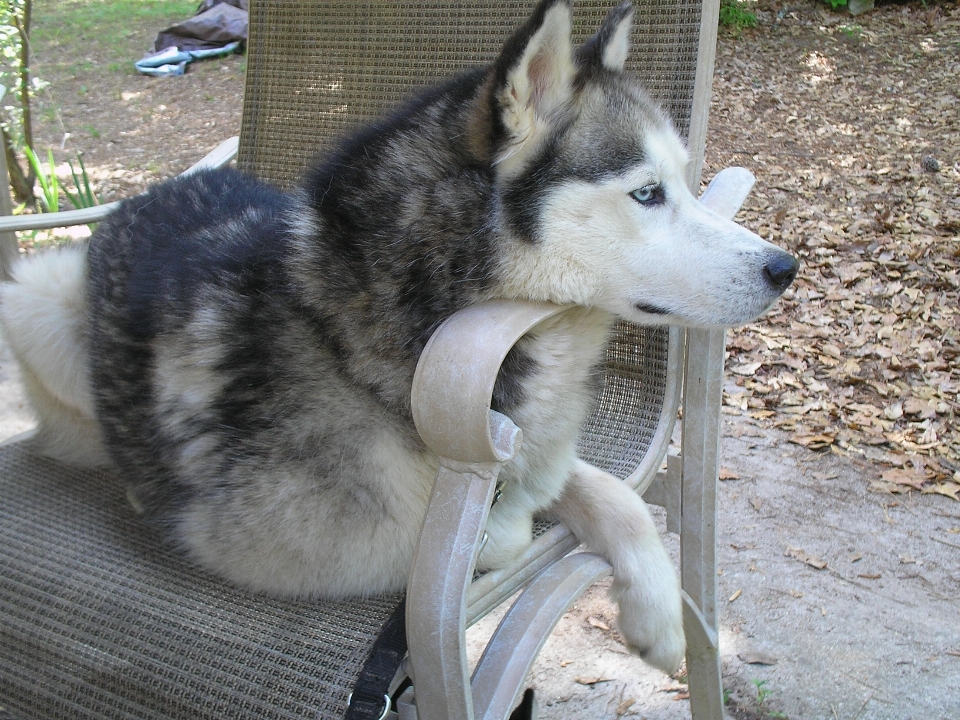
[0,0,797,674]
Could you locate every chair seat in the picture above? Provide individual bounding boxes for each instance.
[0,442,402,720]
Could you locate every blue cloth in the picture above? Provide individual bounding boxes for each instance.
[135,41,241,77]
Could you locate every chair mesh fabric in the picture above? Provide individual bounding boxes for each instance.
[577,322,670,480]
[240,0,699,189]
[0,443,402,720]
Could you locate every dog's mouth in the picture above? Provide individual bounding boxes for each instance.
[634,301,670,316]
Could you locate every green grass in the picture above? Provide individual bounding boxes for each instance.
[719,0,758,30]
[32,0,197,69]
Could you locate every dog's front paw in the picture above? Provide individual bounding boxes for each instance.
[611,558,685,674]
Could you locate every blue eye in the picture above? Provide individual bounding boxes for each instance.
[630,184,664,205]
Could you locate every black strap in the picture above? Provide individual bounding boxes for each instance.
[345,597,408,720]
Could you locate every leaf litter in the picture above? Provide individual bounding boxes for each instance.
[705,1,960,500]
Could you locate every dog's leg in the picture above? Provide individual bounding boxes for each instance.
[476,486,537,571]
[547,458,685,674]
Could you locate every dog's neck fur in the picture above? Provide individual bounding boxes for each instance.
[283,71,502,416]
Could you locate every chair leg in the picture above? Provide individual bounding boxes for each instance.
[680,328,727,719]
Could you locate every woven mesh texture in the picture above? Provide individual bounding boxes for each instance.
[577,322,670,479]
[239,0,700,189]
[0,443,402,720]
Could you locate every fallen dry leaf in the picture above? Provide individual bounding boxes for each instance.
[922,483,960,501]
[881,468,928,490]
[858,573,882,580]
[731,362,763,376]
[786,547,828,569]
[575,676,612,686]
[586,616,610,631]
[616,698,635,716]
[719,467,740,480]
[738,651,778,666]
[868,480,911,495]
[729,588,743,602]
[789,433,835,451]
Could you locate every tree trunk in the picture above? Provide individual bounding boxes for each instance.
[4,1,36,205]
[3,127,34,205]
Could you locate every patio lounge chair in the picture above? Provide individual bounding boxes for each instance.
[0,1,752,717]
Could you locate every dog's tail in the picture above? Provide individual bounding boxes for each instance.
[0,245,109,467]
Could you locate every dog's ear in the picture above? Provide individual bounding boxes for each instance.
[578,1,634,73]
[489,0,575,170]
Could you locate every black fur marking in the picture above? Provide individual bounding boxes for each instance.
[87,169,293,514]
[576,1,634,72]
[491,339,539,416]
[634,302,669,316]
[290,69,503,414]
[502,108,647,243]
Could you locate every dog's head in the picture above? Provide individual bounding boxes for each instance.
[483,0,797,327]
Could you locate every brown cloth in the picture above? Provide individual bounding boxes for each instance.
[153,0,248,53]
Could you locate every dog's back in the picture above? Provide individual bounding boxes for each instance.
[77,167,446,597]
[86,168,288,482]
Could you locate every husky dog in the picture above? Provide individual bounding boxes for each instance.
[0,0,796,673]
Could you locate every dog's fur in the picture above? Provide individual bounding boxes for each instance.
[0,0,796,673]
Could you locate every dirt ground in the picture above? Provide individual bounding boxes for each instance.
[3,0,959,718]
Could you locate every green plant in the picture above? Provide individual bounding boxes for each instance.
[824,0,848,9]
[753,679,772,706]
[751,679,788,718]
[839,24,862,40]
[22,145,60,212]
[65,153,99,210]
[719,0,758,29]
[23,146,100,215]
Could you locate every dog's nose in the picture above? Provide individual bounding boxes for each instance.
[763,253,799,292]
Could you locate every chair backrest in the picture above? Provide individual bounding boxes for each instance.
[238,0,707,188]
[238,0,715,491]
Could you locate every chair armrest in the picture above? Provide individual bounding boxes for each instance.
[0,136,239,233]
[407,300,569,720]
[411,300,569,464]
[698,166,755,220]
